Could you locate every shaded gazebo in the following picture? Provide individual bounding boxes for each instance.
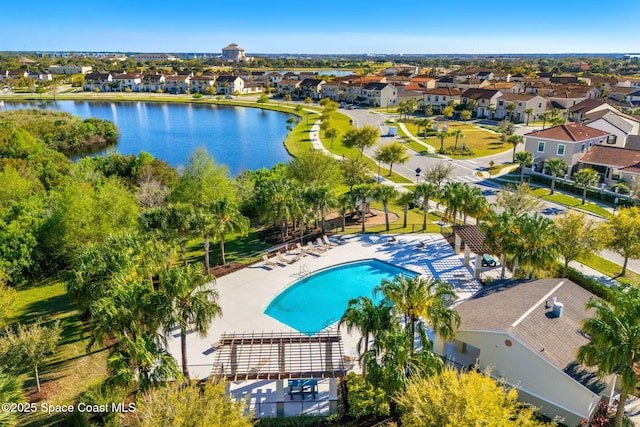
[452,224,495,279]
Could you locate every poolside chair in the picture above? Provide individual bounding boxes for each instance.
[322,235,338,247]
[262,254,279,269]
[296,242,312,256]
[276,252,294,265]
[305,241,324,255]
[417,241,426,249]
[316,237,332,250]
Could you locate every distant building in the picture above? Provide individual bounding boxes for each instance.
[132,53,179,62]
[49,65,93,75]
[221,43,251,62]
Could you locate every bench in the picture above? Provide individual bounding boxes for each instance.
[288,379,318,400]
[481,254,496,267]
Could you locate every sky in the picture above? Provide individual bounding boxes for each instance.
[2,1,639,55]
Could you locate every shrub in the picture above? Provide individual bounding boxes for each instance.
[192,93,203,99]
[345,372,390,418]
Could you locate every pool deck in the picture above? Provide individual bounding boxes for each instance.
[166,233,499,380]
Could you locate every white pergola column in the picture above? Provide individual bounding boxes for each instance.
[474,253,482,279]
[463,244,471,266]
[329,378,338,415]
[454,233,462,254]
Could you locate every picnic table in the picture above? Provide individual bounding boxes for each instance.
[288,378,318,400]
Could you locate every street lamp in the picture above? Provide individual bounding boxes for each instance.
[415,167,422,186]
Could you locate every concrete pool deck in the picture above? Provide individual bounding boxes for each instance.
[166,232,499,380]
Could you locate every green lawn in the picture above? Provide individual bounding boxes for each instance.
[11,281,107,427]
[402,120,510,158]
[576,252,640,287]
[530,188,612,218]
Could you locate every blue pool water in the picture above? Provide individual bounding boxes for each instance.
[264,259,418,335]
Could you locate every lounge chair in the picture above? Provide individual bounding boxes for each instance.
[296,242,312,256]
[306,241,324,255]
[322,235,338,247]
[276,252,294,265]
[262,254,279,269]
[417,241,426,249]
[316,237,332,250]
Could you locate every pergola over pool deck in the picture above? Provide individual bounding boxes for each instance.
[211,331,347,416]
[452,224,496,280]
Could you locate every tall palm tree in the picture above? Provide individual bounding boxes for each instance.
[483,209,519,279]
[514,151,533,182]
[459,185,489,224]
[441,182,466,225]
[159,263,222,380]
[525,107,534,125]
[513,213,558,279]
[539,111,550,129]
[415,183,439,230]
[544,158,568,195]
[508,134,524,163]
[339,296,391,374]
[451,129,464,150]
[351,184,374,233]
[415,118,434,138]
[256,176,294,241]
[396,191,416,229]
[211,198,249,266]
[578,286,640,427]
[505,103,517,121]
[437,130,449,154]
[375,275,459,356]
[373,185,399,231]
[574,168,600,205]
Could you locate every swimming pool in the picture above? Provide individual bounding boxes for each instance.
[264,259,418,335]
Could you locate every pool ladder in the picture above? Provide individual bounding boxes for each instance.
[299,264,311,277]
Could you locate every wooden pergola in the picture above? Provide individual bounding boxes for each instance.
[211,331,347,382]
[211,331,346,416]
[452,224,496,279]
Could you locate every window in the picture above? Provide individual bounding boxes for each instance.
[607,135,617,144]
[537,141,545,153]
[581,143,586,153]
[557,144,566,156]
[427,96,431,101]
[499,100,504,106]
[538,102,542,108]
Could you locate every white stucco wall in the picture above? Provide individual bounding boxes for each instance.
[439,330,601,425]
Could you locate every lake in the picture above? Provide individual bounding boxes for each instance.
[0,100,294,175]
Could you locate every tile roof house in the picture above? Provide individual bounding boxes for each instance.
[582,109,640,148]
[494,94,549,123]
[568,99,616,122]
[524,123,610,175]
[460,88,503,118]
[360,82,397,107]
[216,75,244,94]
[578,145,640,184]
[299,78,325,100]
[422,88,463,113]
[434,279,614,426]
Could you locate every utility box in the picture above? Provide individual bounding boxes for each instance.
[387,126,398,137]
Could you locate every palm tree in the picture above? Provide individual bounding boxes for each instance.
[375,275,459,355]
[436,130,449,154]
[539,111,550,129]
[577,286,640,427]
[505,103,517,121]
[451,129,464,150]
[396,191,416,229]
[513,213,558,279]
[339,296,391,374]
[514,151,533,182]
[415,118,434,138]
[256,176,294,241]
[373,185,399,231]
[459,185,489,224]
[159,263,222,380]
[508,134,524,163]
[415,183,439,230]
[483,209,519,279]
[211,198,249,266]
[487,104,496,119]
[574,168,599,205]
[441,182,466,225]
[525,107,534,125]
[351,184,374,233]
[544,158,568,195]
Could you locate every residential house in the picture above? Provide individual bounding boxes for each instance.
[583,109,640,148]
[628,90,640,103]
[436,77,457,88]
[494,94,548,123]
[299,71,316,81]
[387,75,412,87]
[111,72,142,91]
[141,73,166,92]
[277,79,302,98]
[49,65,92,75]
[547,90,589,110]
[190,75,216,93]
[550,75,579,85]
[435,279,614,427]
[460,88,503,118]
[28,71,52,81]
[164,75,190,94]
[0,70,8,80]
[360,82,397,107]
[456,79,491,91]
[523,80,554,96]
[607,86,637,102]
[216,75,244,94]
[568,99,617,122]
[577,145,640,184]
[283,71,297,80]
[243,81,262,94]
[483,81,522,94]
[422,88,462,113]
[299,78,325,100]
[250,71,265,82]
[83,72,112,91]
[616,77,640,89]
[267,72,283,84]
[410,74,436,89]
[524,122,610,175]
[7,70,28,79]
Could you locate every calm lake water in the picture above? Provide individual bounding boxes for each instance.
[0,100,294,175]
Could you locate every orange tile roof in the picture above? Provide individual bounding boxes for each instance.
[525,123,609,141]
